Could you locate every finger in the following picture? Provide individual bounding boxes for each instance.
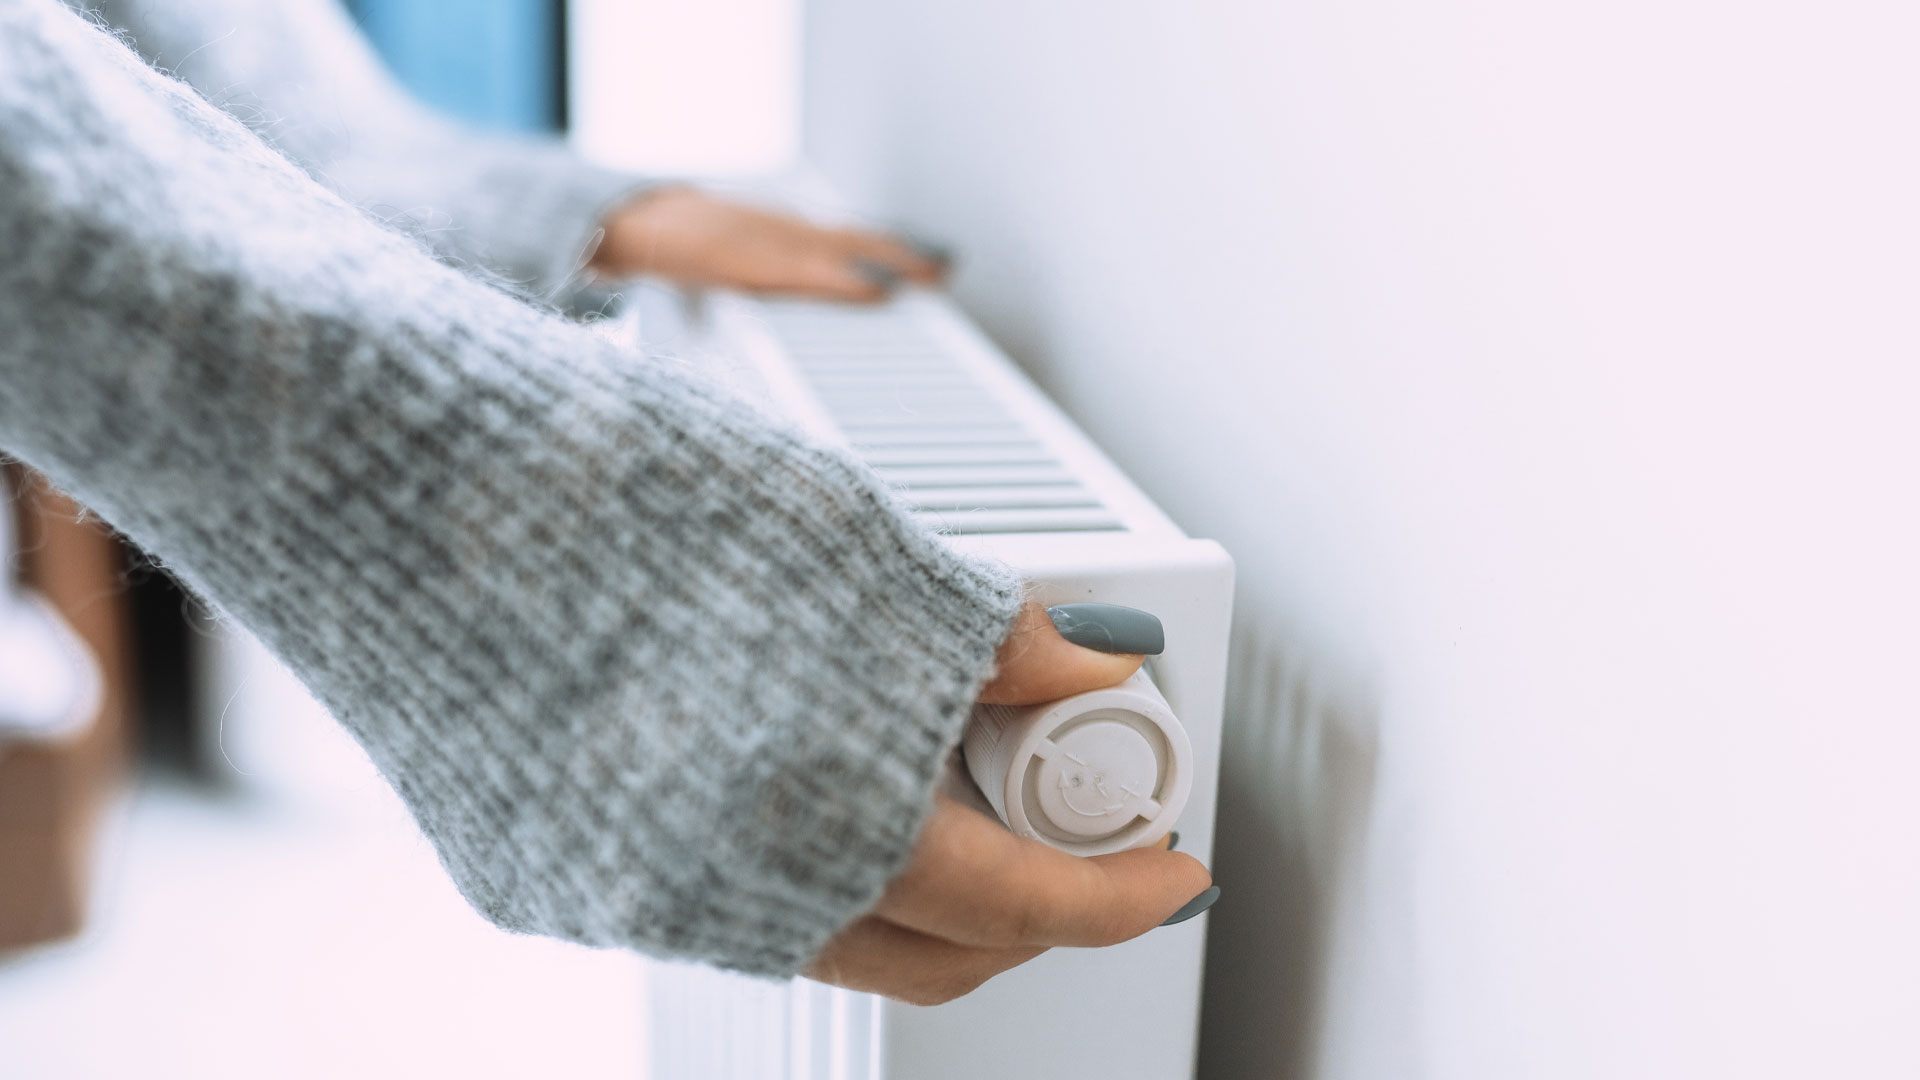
[830,229,948,283]
[980,601,1145,705]
[748,212,934,290]
[873,798,1212,950]
[736,249,892,302]
[803,915,1045,1006]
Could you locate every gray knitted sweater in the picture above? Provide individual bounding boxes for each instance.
[75,0,645,299]
[0,0,1021,977]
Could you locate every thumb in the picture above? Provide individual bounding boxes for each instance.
[979,602,1163,706]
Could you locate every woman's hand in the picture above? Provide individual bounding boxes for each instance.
[589,186,948,301]
[801,603,1216,1005]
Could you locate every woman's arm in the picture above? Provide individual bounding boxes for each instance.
[74,0,948,303]
[1,0,1020,975]
[75,0,651,298]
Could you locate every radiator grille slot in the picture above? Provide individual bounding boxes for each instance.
[845,425,1028,445]
[871,463,1079,488]
[905,485,1101,511]
[755,302,1128,535]
[858,444,1053,467]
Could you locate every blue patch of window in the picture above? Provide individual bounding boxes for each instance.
[344,0,564,133]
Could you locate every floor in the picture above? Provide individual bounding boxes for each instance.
[0,632,650,1079]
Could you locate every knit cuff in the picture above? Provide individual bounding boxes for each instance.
[434,142,658,302]
[494,156,662,304]
[207,330,1029,977]
[328,128,659,303]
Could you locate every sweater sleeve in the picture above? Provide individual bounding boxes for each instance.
[73,0,655,300]
[0,0,1022,976]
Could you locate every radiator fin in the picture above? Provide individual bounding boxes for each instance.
[754,302,1128,536]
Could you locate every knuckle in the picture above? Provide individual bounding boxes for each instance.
[933,972,990,1005]
[1010,901,1056,945]
[1082,902,1146,946]
[909,988,957,1007]
[897,980,955,1007]
[976,900,1046,948]
[899,965,994,1007]
[952,971,994,1000]
[1091,909,1146,946]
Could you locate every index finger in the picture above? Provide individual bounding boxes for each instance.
[872,797,1213,950]
[828,228,948,284]
[980,602,1145,706]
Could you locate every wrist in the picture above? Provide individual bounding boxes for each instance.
[589,184,697,276]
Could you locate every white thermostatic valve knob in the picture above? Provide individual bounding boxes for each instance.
[962,668,1191,856]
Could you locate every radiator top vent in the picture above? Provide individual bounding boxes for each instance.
[752,302,1129,536]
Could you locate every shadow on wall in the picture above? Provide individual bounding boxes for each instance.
[1198,610,1382,1080]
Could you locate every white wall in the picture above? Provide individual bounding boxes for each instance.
[802,2,1920,1077]
[571,0,799,174]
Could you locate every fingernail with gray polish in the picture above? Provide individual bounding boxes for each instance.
[903,236,955,266]
[1167,830,1182,852]
[851,258,904,290]
[1161,886,1220,927]
[1045,603,1165,655]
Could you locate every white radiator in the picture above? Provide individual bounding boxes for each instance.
[622,288,1234,1080]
